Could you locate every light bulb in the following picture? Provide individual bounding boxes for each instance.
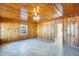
[33,15,40,20]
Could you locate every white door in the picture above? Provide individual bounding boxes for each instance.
[55,23,63,55]
[55,23,63,46]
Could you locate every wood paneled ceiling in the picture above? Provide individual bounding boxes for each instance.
[0,3,79,23]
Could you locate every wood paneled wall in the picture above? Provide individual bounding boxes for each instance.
[0,15,79,48]
[0,18,37,43]
[37,16,79,47]
[37,21,57,41]
[63,16,79,47]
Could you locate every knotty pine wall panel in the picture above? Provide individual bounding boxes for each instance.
[37,21,57,41]
[37,16,79,47]
[63,16,79,47]
[0,19,37,43]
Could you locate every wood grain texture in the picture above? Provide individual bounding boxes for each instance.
[0,3,79,47]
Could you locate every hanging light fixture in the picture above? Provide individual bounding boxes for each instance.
[33,6,40,21]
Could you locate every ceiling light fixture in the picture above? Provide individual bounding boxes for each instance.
[33,6,40,21]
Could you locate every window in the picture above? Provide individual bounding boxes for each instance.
[20,8,28,20]
[20,24,28,35]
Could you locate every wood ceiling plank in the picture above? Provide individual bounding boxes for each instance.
[0,3,79,23]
